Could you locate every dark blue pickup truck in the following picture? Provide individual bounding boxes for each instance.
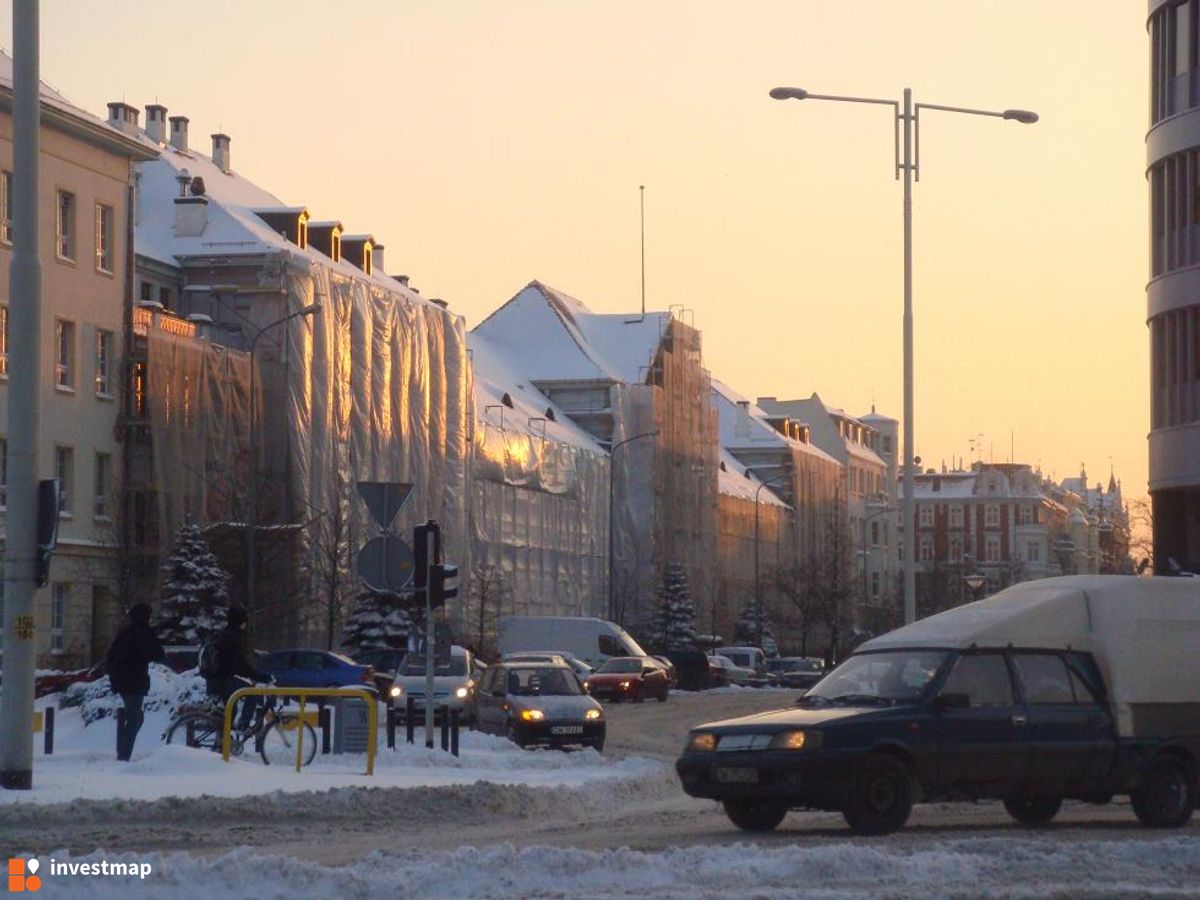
[677,576,1200,835]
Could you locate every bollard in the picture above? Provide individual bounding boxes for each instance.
[116,707,126,756]
[320,707,331,754]
[440,709,449,752]
[44,706,55,755]
[405,696,415,744]
[386,706,397,750]
[450,709,460,757]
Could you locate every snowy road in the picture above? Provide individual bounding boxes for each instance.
[4,689,1199,897]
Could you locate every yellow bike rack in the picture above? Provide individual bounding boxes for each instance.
[221,686,379,774]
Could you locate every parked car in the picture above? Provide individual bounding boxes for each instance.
[585,656,670,702]
[709,654,754,686]
[475,661,605,751]
[651,656,678,690]
[12,664,108,698]
[716,646,773,685]
[258,649,376,692]
[353,647,408,696]
[665,650,727,691]
[388,645,480,724]
[498,616,647,669]
[767,656,826,690]
[502,651,593,685]
[678,576,1200,836]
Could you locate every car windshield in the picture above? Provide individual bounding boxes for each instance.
[505,667,582,696]
[598,658,641,674]
[804,650,949,705]
[400,654,467,676]
[797,659,823,672]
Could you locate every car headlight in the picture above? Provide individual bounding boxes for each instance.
[389,686,402,698]
[584,708,602,720]
[687,731,718,752]
[455,687,469,699]
[619,680,631,689]
[767,730,820,751]
[520,709,545,722]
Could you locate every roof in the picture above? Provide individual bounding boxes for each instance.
[718,450,790,507]
[472,281,672,384]
[711,379,839,467]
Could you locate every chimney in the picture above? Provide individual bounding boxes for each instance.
[735,400,751,439]
[372,243,385,275]
[145,104,167,143]
[211,133,231,173]
[173,169,207,237]
[106,102,140,136]
[169,115,189,152]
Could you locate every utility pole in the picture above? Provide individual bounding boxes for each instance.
[1,0,42,791]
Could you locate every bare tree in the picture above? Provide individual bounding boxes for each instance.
[811,495,855,666]
[308,494,355,651]
[1127,497,1154,574]
[469,563,510,661]
[773,563,818,656]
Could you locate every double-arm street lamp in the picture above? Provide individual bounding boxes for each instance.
[247,303,321,615]
[607,430,658,623]
[769,86,1037,626]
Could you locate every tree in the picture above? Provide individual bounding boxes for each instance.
[649,562,699,652]
[158,524,231,645]
[773,563,817,656]
[469,564,510,661]
[308,495,355,651]
[733,600,776,654]
[810,494,855,666]
[341,590,417,655]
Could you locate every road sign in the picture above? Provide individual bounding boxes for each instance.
[356,534,415,593]
[356,481,414,531]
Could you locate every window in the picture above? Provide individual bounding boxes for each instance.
[949,504,963,528]
[95,329,112,395]
[1026,542,1040,563]
[949,536,963,563]
[919,505,934,527]
[0,436,6,508]
[139,281,153,303]
[94,452,111,519]
[56,190,75,260]
[870,571,880,599]
[159,286,172,309]
[1018,505,1033,525]
[94,203,113,272]
[0,304,8,377]
[51,582,67,653]
[882,436,892,453]
[598,634,623,657]
[920,535,934,562]
[55,445,73,515]
[1,170,11,244]
[871,521,880,547]
[1013,654,1074,705]
[985,534,1001,563]
[984,504,1000,527]
[54,320,74,389]
[939,653,1014,707]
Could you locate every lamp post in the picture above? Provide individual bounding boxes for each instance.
[860,500,893,613]
[246,303,320,618]
[753,471,791,649]
[769,86,1036,626]
[607,430,658,623]
[963,573,986,603]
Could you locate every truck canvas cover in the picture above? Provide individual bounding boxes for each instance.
[860,576,1200,739]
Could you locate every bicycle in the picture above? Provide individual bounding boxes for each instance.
[163,683,318,767]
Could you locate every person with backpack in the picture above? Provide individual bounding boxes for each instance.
[201,606,266,732]
[106,603,166,761]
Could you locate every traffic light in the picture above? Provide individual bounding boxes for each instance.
[430,562,458,608]
[412,522,431,604]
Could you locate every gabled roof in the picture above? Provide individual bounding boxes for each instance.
[472,280,672,385]
[711,379,839,467]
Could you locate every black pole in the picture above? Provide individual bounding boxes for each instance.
[440,709,449,751]
[319,707,331,754]
[405,696,415,744]
[450,709,460,757]
[116,707,126,756]
[386,706,396,750]
[43,706,54,755]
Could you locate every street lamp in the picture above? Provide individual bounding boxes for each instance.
[860,500,893,612]
[769,85,1036,627]
[963,573,986,602]
[247,302,321,617]
[753,470,791,649]
[607,430,658,623]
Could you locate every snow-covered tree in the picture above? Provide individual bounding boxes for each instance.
[158,524,231,645]
[733,600,777,654]
[341,591,418,654]
[649,562,698,652]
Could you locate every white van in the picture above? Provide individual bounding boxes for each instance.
[498,616,647,669]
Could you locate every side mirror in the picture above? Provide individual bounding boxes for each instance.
[933,692,970,712]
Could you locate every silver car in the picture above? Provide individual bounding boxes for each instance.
[388,645,480,724]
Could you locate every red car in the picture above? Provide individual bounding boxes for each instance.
[585,657,670,703]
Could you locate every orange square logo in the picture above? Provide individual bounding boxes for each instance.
[6,859,40,892]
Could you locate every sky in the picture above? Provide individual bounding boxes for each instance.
[2,1,1151,497]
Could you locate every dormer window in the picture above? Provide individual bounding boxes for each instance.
[253,207,310,250]
[297,216,308,249]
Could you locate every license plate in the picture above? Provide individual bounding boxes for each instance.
[713,766,759,784]
[551,725,584,735]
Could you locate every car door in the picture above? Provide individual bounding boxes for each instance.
[1012,652,1103,788]
[933,651,1029,792]
[474,667,502,734]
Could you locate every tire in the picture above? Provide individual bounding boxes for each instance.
[657,687,668,702]
[1003,793,1062,826]
[722,799,788,832]
[842,754,915,836]
[164,713,223,752]
[259,717,318,767]
[1132,757,1196,829]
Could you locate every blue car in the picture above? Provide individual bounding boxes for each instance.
[258,649,376,692]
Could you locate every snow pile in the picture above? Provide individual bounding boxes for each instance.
[61,664,207,724]
[24,837,1200,899]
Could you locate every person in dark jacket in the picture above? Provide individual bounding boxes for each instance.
[205,607,265,731]
[106,603,166,761]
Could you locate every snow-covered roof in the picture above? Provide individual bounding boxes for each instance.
[472,281,671,385]
[912,473,979,499]
[713,380,839,467]
[718,450,790,507]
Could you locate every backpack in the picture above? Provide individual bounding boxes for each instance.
[198,639,222,679]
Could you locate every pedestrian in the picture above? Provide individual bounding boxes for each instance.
[106,603,166,761]
[203,607,265,732]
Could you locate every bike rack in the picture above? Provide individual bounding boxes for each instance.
[221,687,379,774]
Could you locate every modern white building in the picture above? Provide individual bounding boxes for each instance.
[1148,0,1200,572]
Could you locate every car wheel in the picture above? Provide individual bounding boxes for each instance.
[1132,756,1195,828]
[722,799,788,832]
[842,753,914,836]
[657,686,668,702]
[1003,793,1062,826]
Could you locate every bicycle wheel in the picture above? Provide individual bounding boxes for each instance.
[258,716,318,767]
[164,713,224,752]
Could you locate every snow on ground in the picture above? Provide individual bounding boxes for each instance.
[19,837,1200,899]
[1,671,662,806]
